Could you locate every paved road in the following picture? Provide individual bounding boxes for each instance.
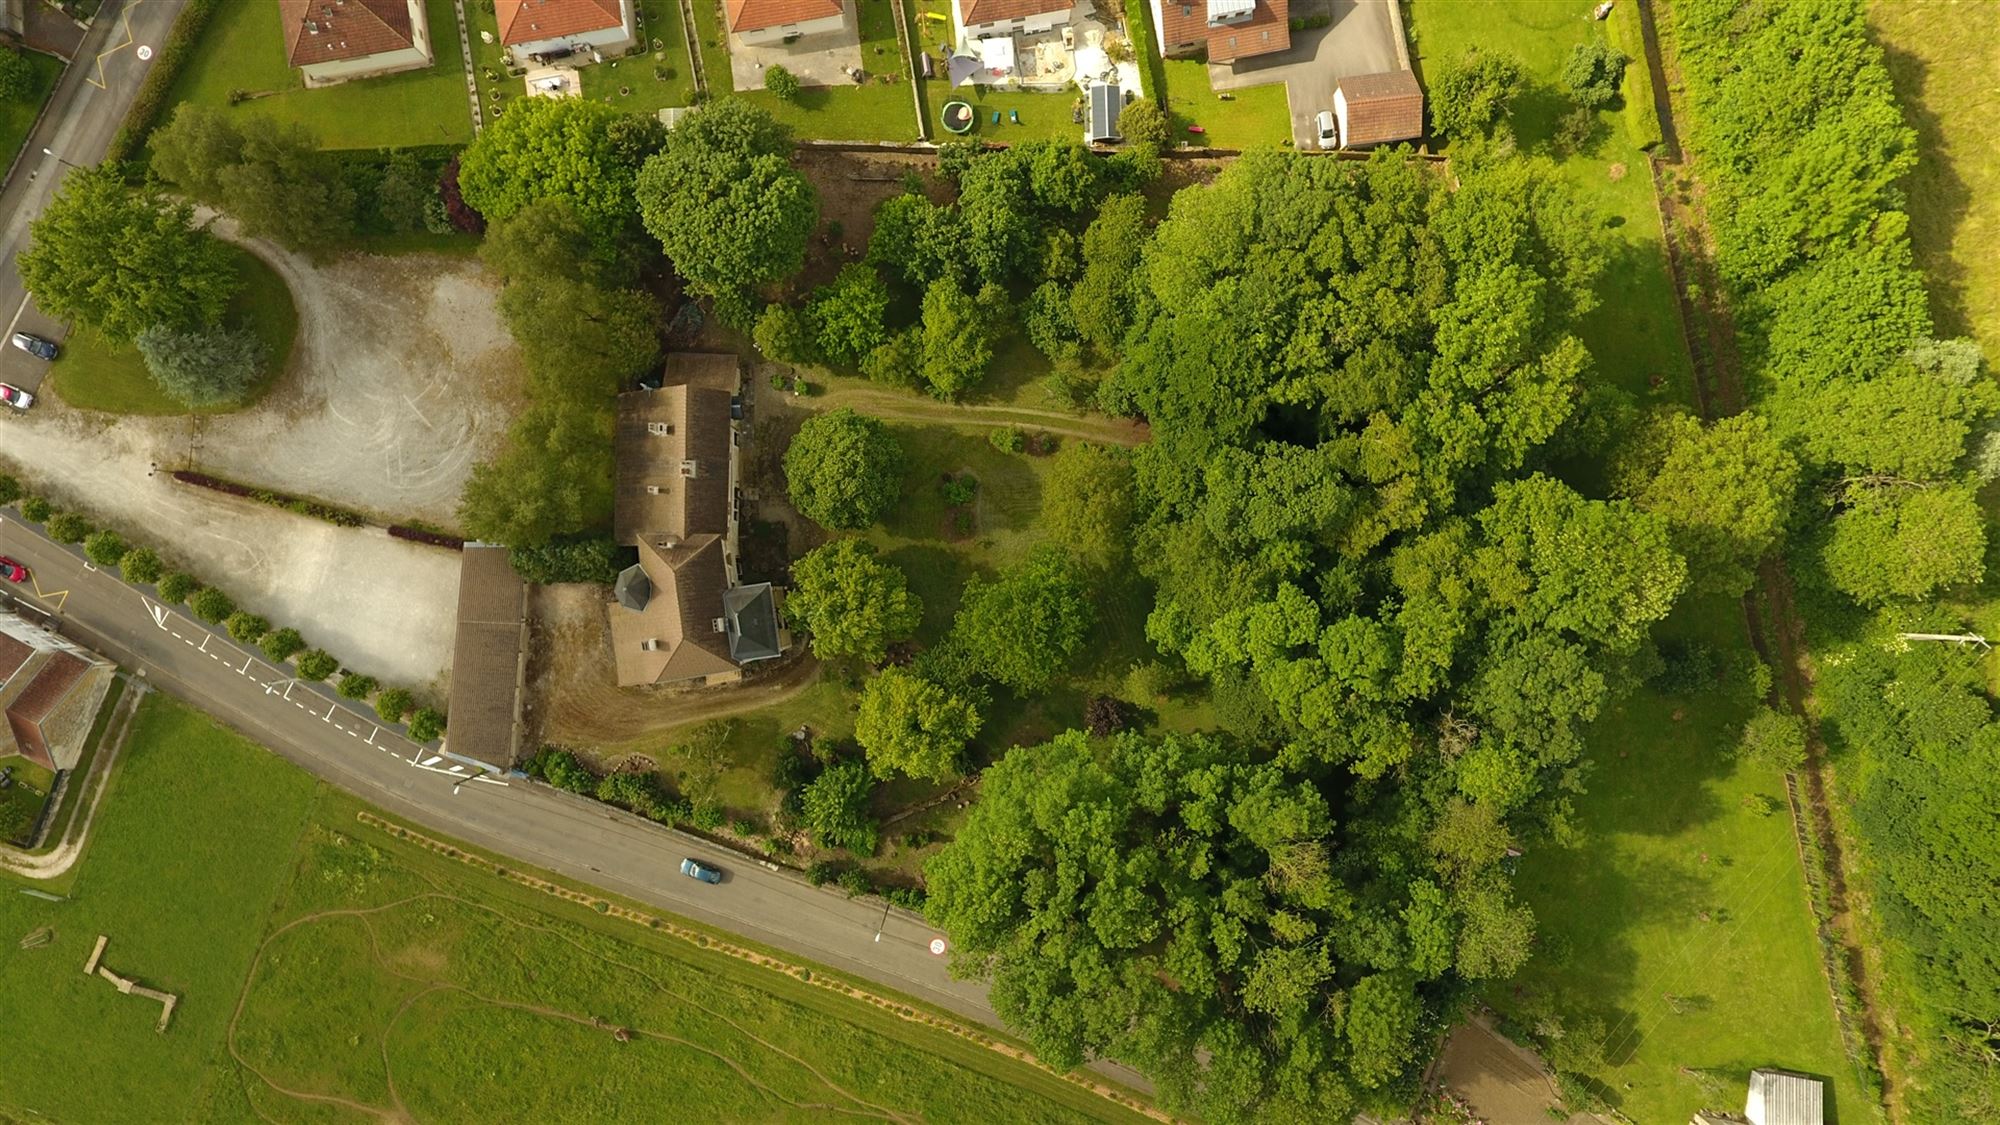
[0,0,181,395]
[0,515,1152,1097]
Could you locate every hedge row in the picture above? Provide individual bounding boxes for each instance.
[104,0,223,164]
[1123,0,1167,108]
[171,470,368,528]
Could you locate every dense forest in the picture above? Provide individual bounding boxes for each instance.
[1676,0,2000,1118]
[922,150,1722,1121]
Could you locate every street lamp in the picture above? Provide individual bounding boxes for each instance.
[41,147,79,170]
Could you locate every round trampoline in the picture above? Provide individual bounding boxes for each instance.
[942,100,974,134]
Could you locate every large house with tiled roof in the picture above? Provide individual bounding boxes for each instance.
[0,612,114,773]
[280,0,435,88]
[1149,0,1290,64]
[726,0,848,46]
[952,0,1074,42]
[495,0,636,59]
[608,354,786,688]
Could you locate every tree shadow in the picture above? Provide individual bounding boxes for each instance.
[1875,38,1977,342]
[882,543,974,643]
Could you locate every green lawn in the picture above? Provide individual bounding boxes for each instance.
[0,693,1147,1123]
[48,245,298,415]
[1490,599,1876,1124]
[1406,0,1693,409]
[577,0,700,112]
[0,695,321,1122]
[163,0,472,149]
[0,49,63,175]
[1869,0,2000,362]
[915,0,1081,142]
[741,0,920,140]
[1159,59,1290,149]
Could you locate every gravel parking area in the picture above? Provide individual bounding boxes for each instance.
[187,230,524,525]
[0,238,526,690]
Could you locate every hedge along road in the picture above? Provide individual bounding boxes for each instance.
[0,515,1157,1102]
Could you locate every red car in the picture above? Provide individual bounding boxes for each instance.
[0,556,27,583]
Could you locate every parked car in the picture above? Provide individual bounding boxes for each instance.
[1314,110,1339,150]
[10,332,57,360]
[0,556,27,583]
[0,382,34,410]
[679,857,723,884]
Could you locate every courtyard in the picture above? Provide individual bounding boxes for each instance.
[729,0,866,90]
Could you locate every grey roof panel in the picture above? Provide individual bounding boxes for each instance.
[722,583,782,663]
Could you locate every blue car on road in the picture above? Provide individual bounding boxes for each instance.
[680,857,722,884]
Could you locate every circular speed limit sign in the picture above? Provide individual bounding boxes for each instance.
[928,937,947,956]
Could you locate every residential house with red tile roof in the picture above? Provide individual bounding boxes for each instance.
[495,0,636,59]
[1149,0,1290,64]
[726,0,849,46]
[0,612,114,773]
[280,0,435,88]
[952,0,1074,42]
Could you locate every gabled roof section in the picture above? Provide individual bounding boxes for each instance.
[496,0,624,45]
[727,0,844,33]
[609,536,739,685]
[614,384,735,545]
[1337,69,1425,145]
[6,652,86,771]
[1204,0,1288,63]
[0,634,30,681]
[446,545,528,771]
[959,0,1071,27]
[281,0,419,66]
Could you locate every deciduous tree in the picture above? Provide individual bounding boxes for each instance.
[636,100,817,301]
[19,166,238,344]
[854,668,981,781]
[784,538,923,663]
[783,408,903,530]
[949,547,1093,693]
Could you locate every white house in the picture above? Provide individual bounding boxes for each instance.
[952,0,1074,42]
[726,0,849,47]
[495,0,636,59]
[281,0,434,89]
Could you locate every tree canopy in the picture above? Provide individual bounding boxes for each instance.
[785,538,923,663]
[149,105,356,252]
[635,100,817,305]
[855,667,982,781]
[134,324,266,408]
[20,166,239,345]
[1040,442,1135,569]
[458,97,663,253]
[784,408,904,530]
[949,547,1094,694]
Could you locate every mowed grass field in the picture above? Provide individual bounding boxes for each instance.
[1490,598,1877,1124]
[0,696,320,1122]
[1406,0,1694,408]
[162,0,471,149]
[1868,0,2000,364]
[0,696,1143,1123]
[48,244,298,415]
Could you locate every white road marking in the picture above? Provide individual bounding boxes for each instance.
[420,756,442,767]
[3,292,30,339]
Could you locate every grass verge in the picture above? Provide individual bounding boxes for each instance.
[0,49,63,175]
[48,244,298,416]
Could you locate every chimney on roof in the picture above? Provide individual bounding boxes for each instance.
[712,618,727,633]
[641,638,661,652]
[660,535,682,549]
[646,485,663,495]
[680,460,699,478]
